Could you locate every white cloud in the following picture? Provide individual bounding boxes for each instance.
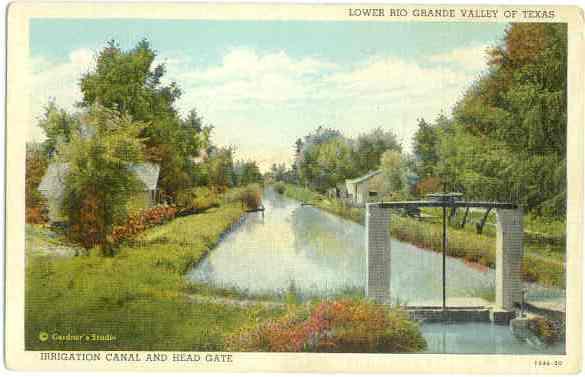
[182,48,335,83]
[428,44,490,73]
[28,48,97,141]
[29,44,489,171]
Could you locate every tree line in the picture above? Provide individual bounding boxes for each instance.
[413,23,567,219]
[275,23,566,221]
[271,125,415,198]
[26,39,263,250]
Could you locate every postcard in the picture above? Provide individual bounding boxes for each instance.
[4,2,584,373]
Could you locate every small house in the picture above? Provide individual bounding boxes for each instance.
[345,170,384,206]
[38,162,160,223]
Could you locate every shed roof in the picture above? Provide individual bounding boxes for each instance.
[129,162,160,191]
[345,170,382,185]
[38,162,160,195]
[38,163,68,194]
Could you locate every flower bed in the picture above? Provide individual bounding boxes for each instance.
[226,299,426,353]
[111,206,177,242]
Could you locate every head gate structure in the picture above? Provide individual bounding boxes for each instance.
[365,193,522,313]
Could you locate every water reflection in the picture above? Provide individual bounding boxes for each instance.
[421,323,565,354]
[188,188,495,303]
[187,187,565,354]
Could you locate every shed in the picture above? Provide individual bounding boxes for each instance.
[345,170,384,206]
[38,162,160,222]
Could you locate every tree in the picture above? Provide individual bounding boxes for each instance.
[25,143,49,223]
[452,23,567,216]
[298,126,344,189]
[235,161,263,186]
[412,118,438,179]
[354,127,401,174]
[314,137,356,191]
[79,39,181,123]
[58,105,146,254]
[270,163,288,182]
[380,150,404,195]
[411,24,567,217]
[206,147,236,189]
[79,39,203,197]
[37,101,80,157]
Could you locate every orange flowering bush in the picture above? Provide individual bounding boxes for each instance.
[111,206,177,242]
[26,207,48,224]
[226,299,426,353]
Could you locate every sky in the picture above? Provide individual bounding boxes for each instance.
[29,19,508,172]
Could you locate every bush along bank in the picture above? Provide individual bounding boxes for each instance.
[278,183,565,289]
[111,205,178,243]
[225,299,427,353]
[25,186,286,351]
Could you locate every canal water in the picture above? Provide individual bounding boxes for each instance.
[187,188,565,354]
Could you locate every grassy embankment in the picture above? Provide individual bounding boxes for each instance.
[26,185,425,353]
[26,200,285,351]
[280,183,565,289]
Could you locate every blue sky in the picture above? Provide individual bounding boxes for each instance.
[29,19,508,171]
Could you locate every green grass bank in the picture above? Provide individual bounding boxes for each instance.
[26,203,284,351]
[281,184,565,289]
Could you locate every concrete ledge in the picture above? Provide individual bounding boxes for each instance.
[407,308,491,323]
[490,309,516,325]
[406,306,518,324]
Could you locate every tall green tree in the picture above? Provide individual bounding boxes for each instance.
[79,39,181,122]
[354,127,401,174]
[314,137,356,191]
[79,40,203,197]
[421,23,567,217]
[412,118,439,179]
[206,147,236,189]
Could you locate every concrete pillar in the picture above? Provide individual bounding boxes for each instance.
[365,203,391,304]
[495,208,523,310]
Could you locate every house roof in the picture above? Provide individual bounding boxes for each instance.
[129,162,160,191]
[38,163,68,194]
[38,162,160,195]
[345,170,382,185]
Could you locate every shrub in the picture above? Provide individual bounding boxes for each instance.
[111,205,177,243]
[223,184,262,210]
[176,187,220,214]
[225,299,426,353]
[274,182,286,194]
[528,316,560,345]
[25,145,48,224]
[60,106,146,253]
[26,207,48,224]
[239,185,261,209]
[66,188,106,249]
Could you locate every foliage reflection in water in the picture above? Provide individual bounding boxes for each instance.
[188,188,565,354]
